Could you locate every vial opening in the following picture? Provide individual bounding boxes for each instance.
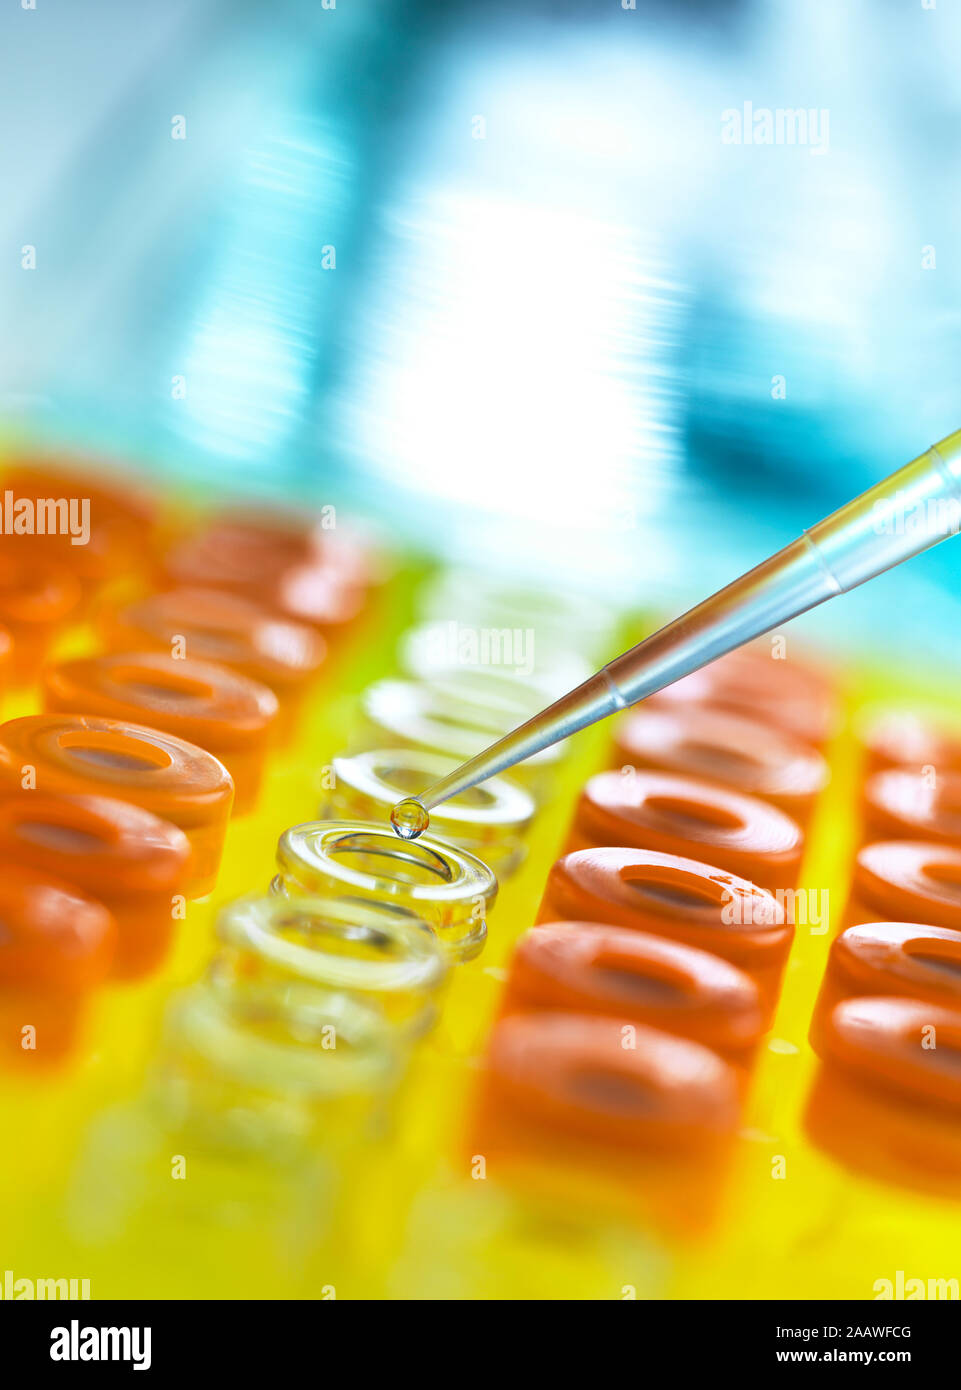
[17,820,107,854]
[568,1067,654,1115]
[645,794,745,832]
[59,731,173,773]
[271,909,402,960]
[622,873,722,910]
[112,664,215,703]
[903,940,961,979]
[924,862,961,898]
[183,627,238,655]
[329,830,450,885]
[680,741,762,775]
[593,962,688,1007]
[377,763,495,812]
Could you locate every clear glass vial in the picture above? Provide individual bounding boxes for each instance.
[214,892,449,1038]
[274,820,497,963]
[356,678,562,796]
[416,568,618,660]
[324,747,534,877]
[399,622,592,701]
[66,975,398,1299]
[157,974,401,1153]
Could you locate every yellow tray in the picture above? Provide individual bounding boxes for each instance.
[1,576,956,1301]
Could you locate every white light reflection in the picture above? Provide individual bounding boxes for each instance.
[175,122,351,465]
[338,188,685,586]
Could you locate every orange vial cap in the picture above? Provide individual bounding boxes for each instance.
[103,587,325,739]
[0,859,115,992]
[0,714,233,897]
[648,644,838,747]
[0,860,116,1063]
[846,841,961,934]
[265,561,366,635]
[813,995,961,1114]
[2,460,158,591]
[162,521,369,635]
[856,707,961,778]
[863,769,961,850]
[482,1011,740,1153]
[806,995,961,1191]
[0,554,82,683]
[614,704,829,828]
[504,922,764,1059]
[811,921,961,1053]
[166,512,373,587]
[538,846,791,1024]
[571,768,803,892]
[0,794,191,979]
[209,509,376,584]
[44,652,278,814]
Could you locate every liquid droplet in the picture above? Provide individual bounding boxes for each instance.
[390,797,429,841]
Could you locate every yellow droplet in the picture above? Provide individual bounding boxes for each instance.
[390,797,429,841]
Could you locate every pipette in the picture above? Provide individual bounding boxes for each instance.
[391,426,961,840]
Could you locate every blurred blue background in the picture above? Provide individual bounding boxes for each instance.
[1,0,959,661]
